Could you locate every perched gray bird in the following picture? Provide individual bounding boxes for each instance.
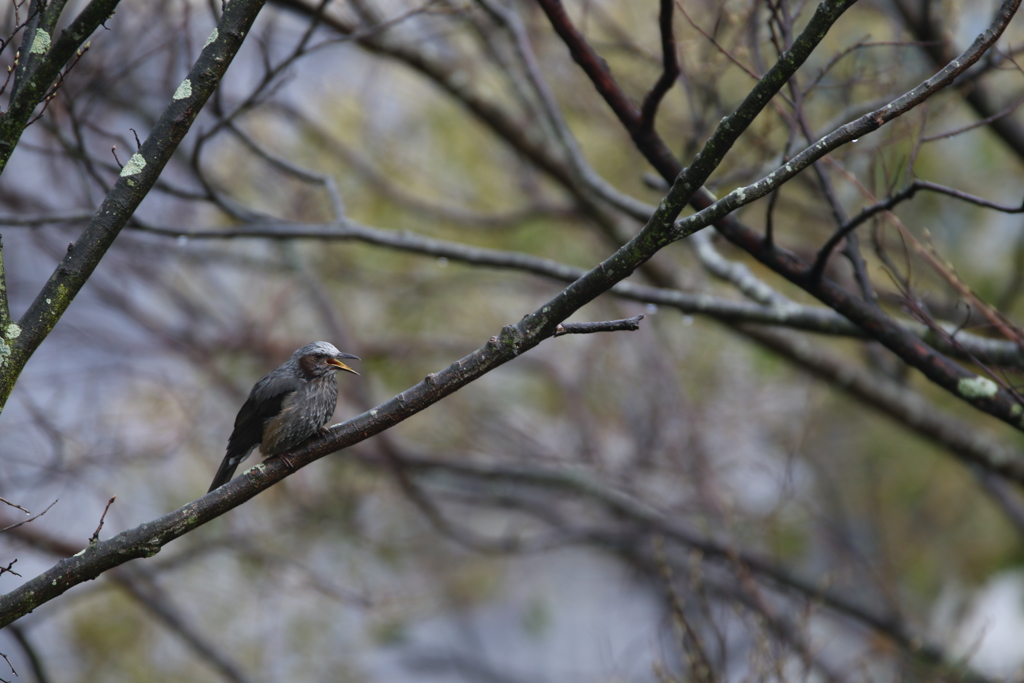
[207,341,360,492]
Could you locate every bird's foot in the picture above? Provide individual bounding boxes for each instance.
[277,452,298,473]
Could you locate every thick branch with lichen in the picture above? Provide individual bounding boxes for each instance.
[0,0,122,173]
[0,0,269,410]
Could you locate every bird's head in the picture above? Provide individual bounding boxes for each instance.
[292,341,361,379]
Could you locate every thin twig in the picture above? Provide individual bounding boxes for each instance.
[0,499,56,534]
[812,178,1024,282]
[0,497,30,515]
[553,315,644,336]
[5,624,50,683]
[89,496,117,544]
[0,651,15,681]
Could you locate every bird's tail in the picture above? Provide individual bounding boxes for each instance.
[207,453,247,493]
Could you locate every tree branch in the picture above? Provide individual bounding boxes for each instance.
[638,0,679,134]
[553,315,644,336]
[0,0,122,173]
[539,0,1024,432]
[0,0,269,411]
[0,237,9,334]
[117,217,1024,367]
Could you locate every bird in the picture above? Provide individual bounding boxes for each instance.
[207,341,360,492]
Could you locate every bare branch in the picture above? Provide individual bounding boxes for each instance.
[554,315,644,336]
[89,496,116,544]
[0,497,29,515]
[0,499,56,534]
[638,0,680,133]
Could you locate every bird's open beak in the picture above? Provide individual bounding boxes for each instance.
[327,353,360,376]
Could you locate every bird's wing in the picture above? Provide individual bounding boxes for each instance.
[208,373,300,492]
[227,373,300,457]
